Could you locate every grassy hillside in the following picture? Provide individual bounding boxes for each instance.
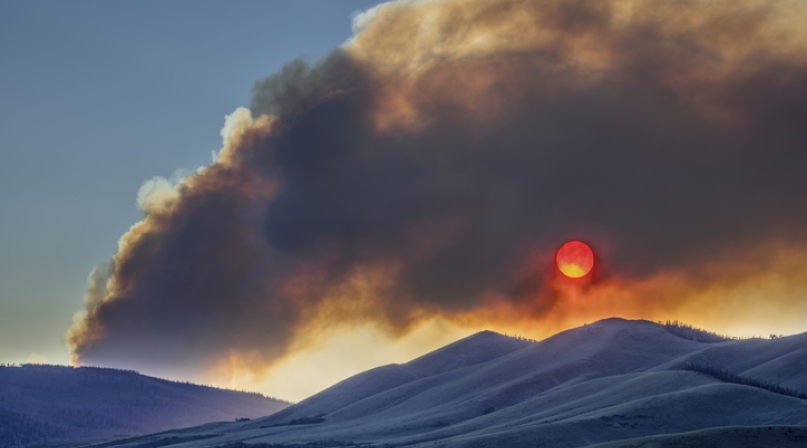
[83,319,807,448]
[0,364,290,447]
[586,425,807,448]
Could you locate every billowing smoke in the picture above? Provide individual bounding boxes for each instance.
[69,0,807,383]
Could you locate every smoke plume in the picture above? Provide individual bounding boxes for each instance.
[69,0,807,386]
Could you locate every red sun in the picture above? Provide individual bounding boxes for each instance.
[556,241,594,278]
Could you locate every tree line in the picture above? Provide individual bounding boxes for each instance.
[682,362,807,400]
[660,320,785,342]
[660,320,737,343]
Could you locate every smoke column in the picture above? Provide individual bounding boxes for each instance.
[69,0,807,392]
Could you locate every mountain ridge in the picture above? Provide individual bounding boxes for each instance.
[91,318,807,448]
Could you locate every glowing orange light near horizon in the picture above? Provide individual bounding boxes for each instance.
[556,241,595,278]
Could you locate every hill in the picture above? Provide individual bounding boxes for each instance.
[0,365,290,447]
[585,425,807,448]
[83,319,807,447]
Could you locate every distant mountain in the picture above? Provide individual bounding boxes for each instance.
[89,318,807,448]
[0,365,290,447]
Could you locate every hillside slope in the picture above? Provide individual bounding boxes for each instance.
[89,319,807,448]
[0,365,290,447]
[585,425,807,448]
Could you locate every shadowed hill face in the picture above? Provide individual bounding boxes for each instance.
[101,319,807,448]
[0,365,289,448]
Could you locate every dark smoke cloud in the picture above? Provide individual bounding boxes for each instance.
[69,0,807,377]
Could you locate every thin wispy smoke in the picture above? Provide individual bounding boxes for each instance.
[69,0,807,382]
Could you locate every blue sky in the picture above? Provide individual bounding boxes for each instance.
[0,0,383,365]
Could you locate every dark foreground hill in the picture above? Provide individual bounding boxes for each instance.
[0,365,289,447]
[88,318,807,448]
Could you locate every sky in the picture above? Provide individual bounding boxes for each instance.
[3,0,807,402]
[0,0,382,367]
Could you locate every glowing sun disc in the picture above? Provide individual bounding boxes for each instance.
[556,241,594,278]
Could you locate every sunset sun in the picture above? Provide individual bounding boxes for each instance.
[556,241,595,278]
